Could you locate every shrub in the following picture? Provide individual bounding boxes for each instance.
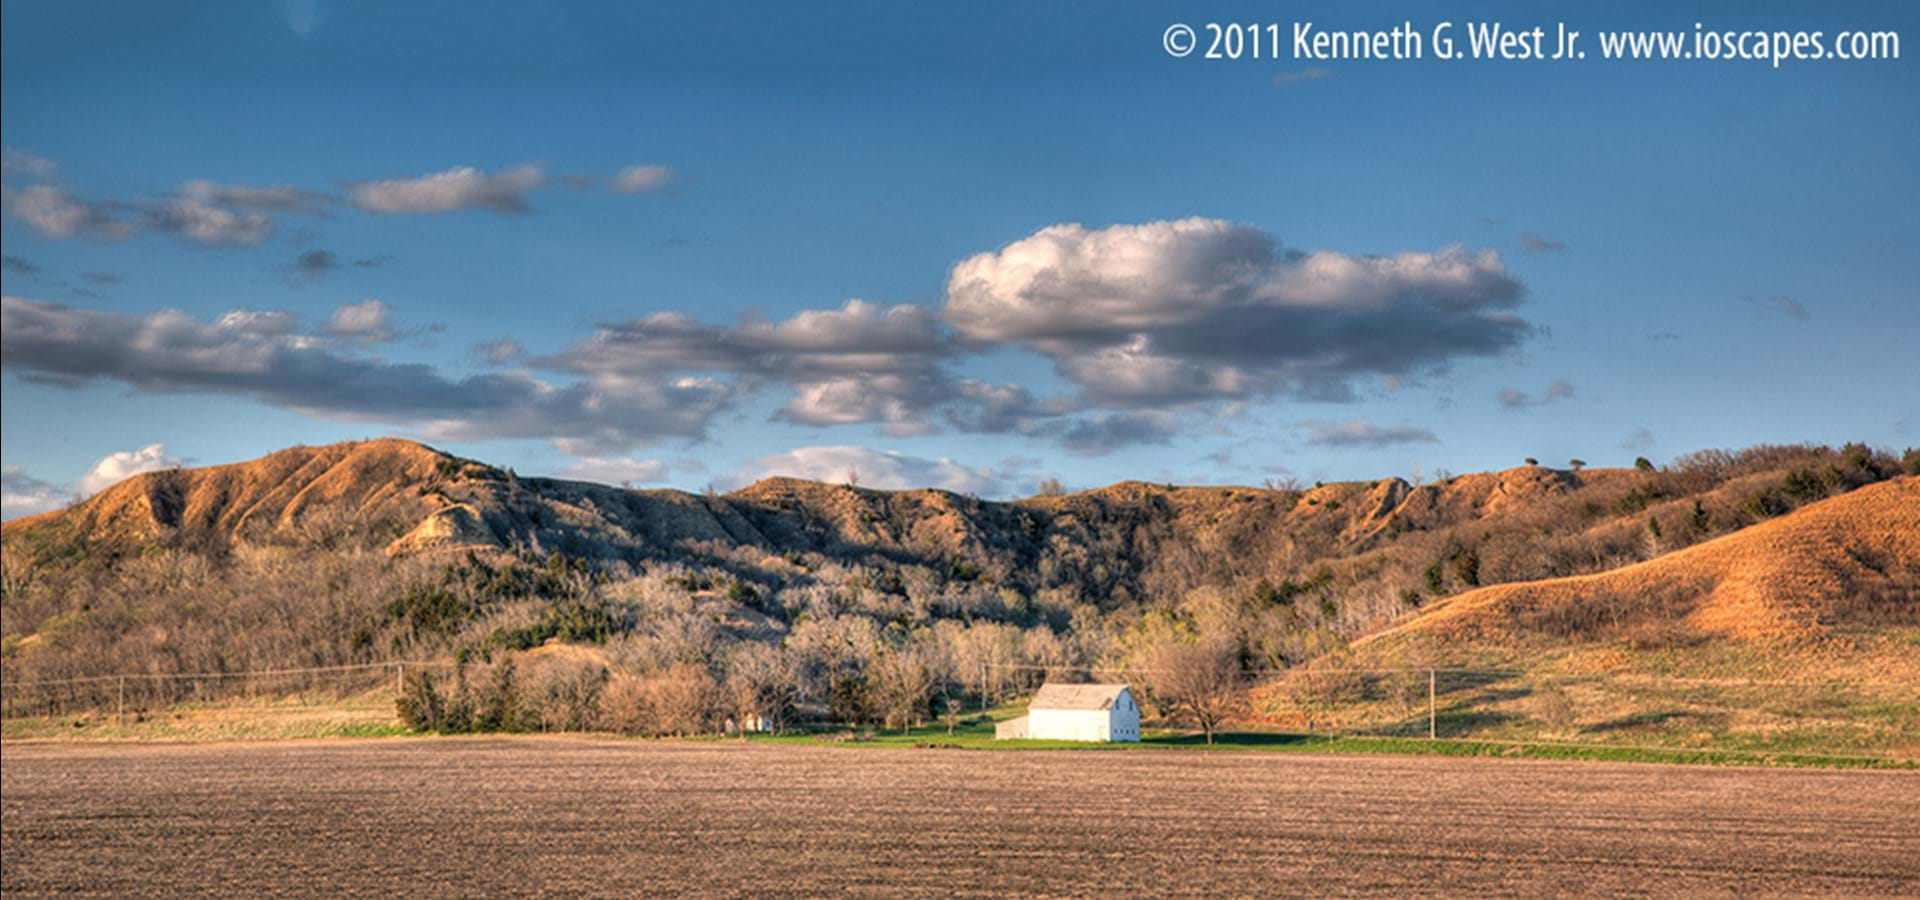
[1534,683,1578,730]
[1451,547,1481,588]
[726,580,761,608]
[1743,490,1786,521]
[396,670,446,732]
[528,660,607,732]
[467,658,522,732]
[828,665,872,725]
[1781,468,1827,502]
[385,584,469,639]
[1690,499,1711,533]
[486,599,618,651]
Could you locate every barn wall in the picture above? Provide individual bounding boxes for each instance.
[1028,708,1111,741]
[1108,696,1141,742]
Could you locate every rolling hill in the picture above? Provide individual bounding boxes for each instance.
[1370,476,1920,644]
[3,438,1914,751]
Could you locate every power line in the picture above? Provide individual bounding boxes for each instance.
[974,661,1912,688]
[1,659,452,690]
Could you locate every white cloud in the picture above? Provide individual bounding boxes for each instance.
[0,216,1537,460]
[76,443,184,497]
[1497,379,1577,410]
[1620,427,1656,452]
[740,446,1007,495]
[180,179,329,213]
[1299,419,1439,449]
[147,196,273,245]
[1,179,303,245]
[545,299,963,435]
[944,218,1530,407]
[1,465,69,520]
[1052,411,1181,456]
[2,296,736,456]
[326,299,395,343]
[476,338,524,365]
[2,445,192,519]
[557,456,672,486]
[612,164,673,193]
[349,165,546,214]
[0,184,138,239]
[1,149,57,180]
[1519,233,1568,254]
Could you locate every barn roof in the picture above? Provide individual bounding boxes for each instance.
[1030,683,1131,711]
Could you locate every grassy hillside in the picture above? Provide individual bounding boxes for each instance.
[1250,479,1920,757]
[1368,477,1919,649]
[3,439,1914,756]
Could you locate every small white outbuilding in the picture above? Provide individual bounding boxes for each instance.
[996,683,1140,742]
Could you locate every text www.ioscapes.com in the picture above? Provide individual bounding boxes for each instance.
[1595,25,1899,65]
[1162,21,1902,69]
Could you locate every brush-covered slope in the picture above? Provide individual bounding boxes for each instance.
[1367,477,1920,660]
[5,438,1911,680]
[6,436,1916,741]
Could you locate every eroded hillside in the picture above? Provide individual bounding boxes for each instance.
[2,439,1913,701]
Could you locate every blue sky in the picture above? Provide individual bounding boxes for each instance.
[3,0,1916,517]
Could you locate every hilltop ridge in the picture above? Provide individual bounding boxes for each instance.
[7,437,1640,569]
[4,438,1912,709]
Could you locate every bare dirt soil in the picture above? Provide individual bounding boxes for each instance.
[4,738,1917,896]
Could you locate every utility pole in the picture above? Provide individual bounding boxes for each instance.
[1428,669,1436,740]
[118,675,126,724]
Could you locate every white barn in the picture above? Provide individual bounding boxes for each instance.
[995,683,1140,742]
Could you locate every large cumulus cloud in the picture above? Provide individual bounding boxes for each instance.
[944,218,1530,407]
[539,300,981,437]
[0,218,1536,462]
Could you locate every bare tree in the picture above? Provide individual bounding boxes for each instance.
[600,664,721,737]
[869,648,932,733]
[939,688,962,735]
[1037,477,1066,497]
[1262,475,1301,493]
[725,642,797,733]
[1144,638,1244,744]
[845,466,860,488]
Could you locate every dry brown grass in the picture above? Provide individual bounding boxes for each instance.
[1369,477,1920,646]
[1,437,448,549]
